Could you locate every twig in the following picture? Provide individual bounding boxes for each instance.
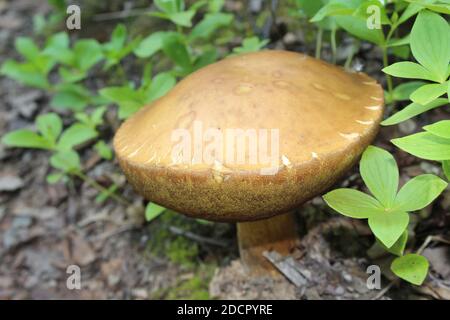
[93,8,151,21]
[373,235,450,300]
[417,235,450,255]
[372,279,399,300]
[263,250,308,287]
[91,223,137,242]
[75,172,131,206]
[168,226,228,248]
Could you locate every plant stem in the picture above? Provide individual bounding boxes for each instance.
[75,171,131,206]
[315,27,323,59]
[382,47,394,103]
[383,23,399,105]
[331,28,337,64]
[344,39,359,70]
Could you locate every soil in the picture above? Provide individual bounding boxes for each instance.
[0,0,449,300]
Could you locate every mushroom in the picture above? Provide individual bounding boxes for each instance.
[114,50,384,275]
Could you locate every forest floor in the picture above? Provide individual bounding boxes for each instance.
[0,0,449,300]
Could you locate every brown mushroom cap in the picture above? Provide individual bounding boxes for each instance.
[114,50,384,222]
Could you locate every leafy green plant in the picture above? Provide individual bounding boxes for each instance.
[1,112,127,204]
[294,0,340,62]
[134,0,233,77]
[382,10,449,105]
[307,0,443,100]
[381,9,449,180]
[232,36,269,55]
[100,64,176,119]
[391,120,450,161]
[1,37,55,89]
[33,0,67,35]
[150,0,206,29]
[102,24,141,70]
[323,146,447,285]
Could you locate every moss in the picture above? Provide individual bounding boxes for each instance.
[161,265,215,300]
[145,210,200,268]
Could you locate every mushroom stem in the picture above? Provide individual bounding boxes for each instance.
[237,211,299,276]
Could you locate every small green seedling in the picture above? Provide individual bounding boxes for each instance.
[0,37,55,89]
[232,37,269,55]
[391,120,450,165]
[44,32,104,82]
[324,145,447,285]
[149,0,206,28]
[100,64,176,119]
[383,10,450,106]
[2,112,97,179]
[102,24,141,70]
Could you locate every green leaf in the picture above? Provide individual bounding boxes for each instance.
[36,113,62,143]
[392,81,426,101]
[388,230,408,256]
[193,48,217,70]
[419,3,450,15]
[59,67,86,83]
[94,140,113,160]
[443,160,450,180]
[423,120,450,139]
[95,184,118,204]
[99,86,146,119]
[323,188,384,219]
[368,211,409,248]
[73,39,103,71]
[45,32,70,52]
[208,0,225,12]
[410,82,448,105]
[335,15,385,45]
[391,253,429,285]
[46,172,64,184]
[296,0,326,18]
[448,79,450,101]
[50,150,81,173]
[397,2,423,25]
[410,10,450,83]
[310,3,353,23]
[390,45,411,60]
[43,32,74,66]
[232,37,269,54]
[189,13,233,41]
[386,34,411,47]
[381,98,448,126]
[1,60,50,89]
[360,146,399,208]
[90,106,107,127]
[145,72,176,102]
[154,0,183,13]
[392,132,450,161]
[382,62,437,82]
[394,174,447,212]
[134,32,168,58]
[57,123,98,150]
[145,202,166,222]
[51,84,92,111]
[167,10,195,27]
[378,229,408,256]
[1,129,52,150]
[162,33,192,72]
[15,37,40,62]
[109,24,126,51]
[353,0,391,25]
